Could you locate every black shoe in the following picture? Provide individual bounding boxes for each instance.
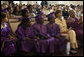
[70,48,78,55]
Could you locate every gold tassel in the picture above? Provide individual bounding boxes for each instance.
[2,41,4,48]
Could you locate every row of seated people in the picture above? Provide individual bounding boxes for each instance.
[1,9,83,56]
[10,9,83,45]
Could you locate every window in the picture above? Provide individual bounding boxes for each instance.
[37,1,42,5]
[13,1,20,4]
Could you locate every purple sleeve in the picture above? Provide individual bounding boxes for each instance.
[6,23,12,35]
[32,24,38,38]
[15,26,25,41]
[67,18,79,29]
[29,26,36,39]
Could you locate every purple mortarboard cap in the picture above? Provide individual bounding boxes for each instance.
[21,8,28,12]
[50,12,55,15]
[24,8,28,10]
[35,15,44,20]
[46,12,55,19]
[37,11,43,15]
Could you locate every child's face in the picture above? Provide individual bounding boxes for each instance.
[70,10,75,18]
[50,17,55,23]
[38,18,44,24]
[57,11,62,18]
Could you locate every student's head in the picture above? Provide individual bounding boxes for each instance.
[47,13,55,24]
[55,10,62,18]
[69,10,75,18]
[20,18,31,30]
[21,9,29,17]
[35,15,44,25]
[1,12,8,23]
[49,17,55,24]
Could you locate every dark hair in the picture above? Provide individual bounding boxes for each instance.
[27,5,32,9]
[7,7,11,11]
[48,17,55,21]
[1,12,6,22]
[21,9,28,17]
[55,10,61,17]
[19,18,30,30]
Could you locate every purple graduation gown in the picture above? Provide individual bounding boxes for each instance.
[32,23,55,53]
[67,17,83,43]
[46,23,66,52]
[15,25,34,53]
[1,23,16,56]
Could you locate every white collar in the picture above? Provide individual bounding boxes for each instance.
[1,23,7,29]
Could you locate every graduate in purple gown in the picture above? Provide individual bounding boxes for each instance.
[15,18,35,55]
[46,13,66,52]
[67,10,83,44]
[32,15,56,55]
[1,12,16,56]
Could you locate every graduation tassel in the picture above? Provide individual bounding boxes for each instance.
[2,41,4,48]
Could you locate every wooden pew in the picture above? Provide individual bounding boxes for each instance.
[9,16,49,34]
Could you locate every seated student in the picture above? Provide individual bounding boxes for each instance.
[67,10,83,44]
[46,12,66,53]
[15,18,35,56]
[1,12,16,56]
[32,15,57,55]
[18,8,30,21]
[55,10,78,55]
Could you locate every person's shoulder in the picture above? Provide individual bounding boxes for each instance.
[53,23,59,27]
[55,18,59,22]
[63,19,66,22]
[32,23,37,27]
[5,22,8,25]
[46,23,49,26]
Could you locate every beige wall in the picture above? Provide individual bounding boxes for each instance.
[1,1,83,6]
[1,1,8,4]
[69,1,83,5]
[47,1,83,6]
